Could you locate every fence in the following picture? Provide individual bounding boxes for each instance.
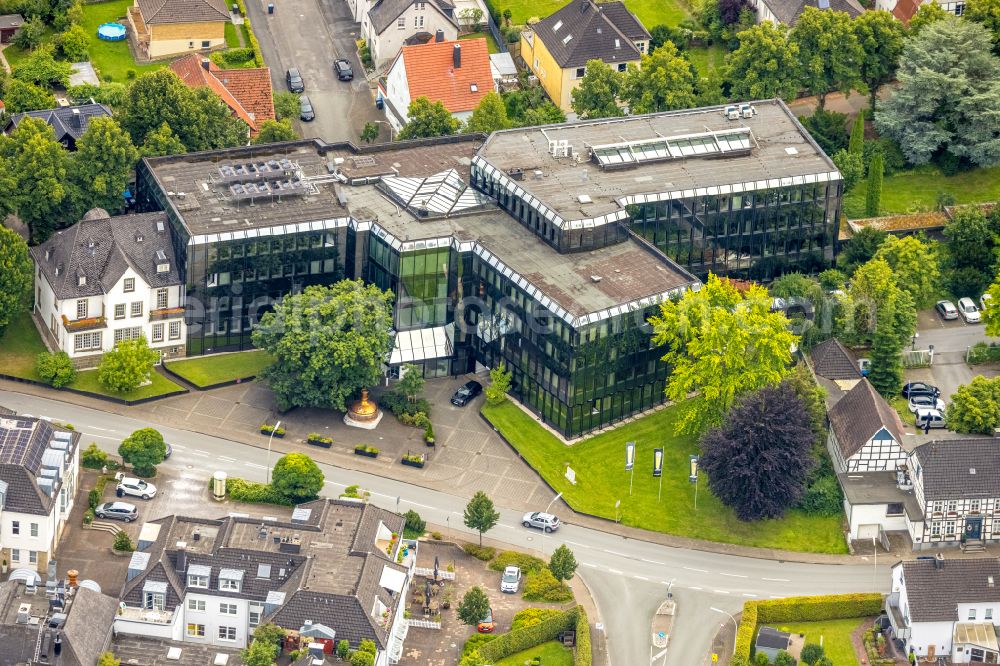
[406,618,442,630]
[413,567,455,580]
[902,348,933,368]
[487,12,509,54]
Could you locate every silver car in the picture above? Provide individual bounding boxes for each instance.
[521,511,560,532]
[908,394,945,413]
[95,501,138,522]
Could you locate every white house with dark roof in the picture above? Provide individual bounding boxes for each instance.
[363,0,458,67]
[0,410,81,573]
[2,103,112,150]
[888,556,1000,663]
[828,379,906,474]
[30,208,186,363]
[750,0,865,24]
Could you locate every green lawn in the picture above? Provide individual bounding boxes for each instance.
[460,30,501,54]
[889,397,916,427]
[224,21,241,48]
[0,310,48,381]
[165,350,274,387]
[843,164,1000,219]
[494,641,574,666]
[687,43,725,76]
[493,0,687,29]
[482,401,847,554]
[772,618,866,666]
[66,368,184,401]
[80,0,164,81]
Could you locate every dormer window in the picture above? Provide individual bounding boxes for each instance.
[44,249,51,261]
[187,564,211,588]
[553,20,562,31]
[77,273,86,287]
[218,568,244,592]
[155,249,170,274]
[136,232,144,243]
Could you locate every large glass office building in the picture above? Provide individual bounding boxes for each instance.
[136,99,840,437]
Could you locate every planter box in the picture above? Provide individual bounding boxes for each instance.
[355,448,379,458]
[401,458,425,468]
[425,439,435,447]
[261,428,285,438]
[308,439,332,448]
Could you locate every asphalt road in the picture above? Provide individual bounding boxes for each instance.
[246,0,382,142]
[1,389,883,666]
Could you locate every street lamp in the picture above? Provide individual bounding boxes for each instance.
[541,491,563,557]
[265,419,281,484]
[710,607,738,656]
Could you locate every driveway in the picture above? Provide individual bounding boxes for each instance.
[246,0,384,142]
[913,308,995,401]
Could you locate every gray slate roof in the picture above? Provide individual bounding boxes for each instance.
[758,0,864,24]
[136,0,229,24]
[914,438,1000,500]
[4,103,111,143]
[530,0,646,69]
[368,0,455,34]
[0,414,79,515]
[60,586,119,666]
[900,558,1000,622]
[828,379,904,460]
[0,14,24,29]
[810,338,861,381]
[756,626,790,650]
[30,209,180,301]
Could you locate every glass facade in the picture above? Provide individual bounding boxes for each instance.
[366,234,458,331]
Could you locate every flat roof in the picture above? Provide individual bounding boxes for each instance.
[476,99,839,222]
[838,471,922,519]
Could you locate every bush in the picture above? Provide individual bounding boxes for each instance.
[379,390,431,421]
[271,453,324,502]
[462,543,496,561]
[511,608,562,630]
[796,472,843,516]
[574,605,591,666]
[403,509,426,538]
[476,607,581,662]
[488,551,546,575]
[801,643,825,665]
[350,651,374,666]
[354,444,379,455]
[227,477,294,506]
[88,488,101,510]
[307,433,333,445]
[260,424,286,436]
[431,531,443,540]
[336,640,350,660]
[81,443,110,469]
[462,633,497,657]
[523,568,573,602]
[36,351,76,388]
[341,484,367,500]
[83,508,94,525]
[113,530,134,552]
[968,342,1000,365]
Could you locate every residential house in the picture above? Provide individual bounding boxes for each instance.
[3,103,112,150]
[876,0,966,23]
[809,337,862,389]
[382,37,493,132]
[520,0,650,112]
[115,499,415,664]
[828,379,907,474]
[127,0,230,60]
[363,0,458,68]
[888,555,1000,663]
[30,208,186,364]
[755,627,792,661]
[750,0,865,24]
[0,575,119,665]
[0,410,81,573]
[170,54,274,138]
[0,13,23,43]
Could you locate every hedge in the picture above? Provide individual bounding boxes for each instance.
[476,606,580,663]
[488,551,546,575]
[574,605,591,666]
[734,593,884,662]
[232,0,266,67]
[226,477,294,506]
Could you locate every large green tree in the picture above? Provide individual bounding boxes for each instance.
[140,122,187,158]
[853,10,906,109]
[943,206,997,296]
[466,91,511,134]
[97,336,159,393]
[788,7,865,108]
[56,24,90,61]
[966,0,1000,54]
[457,586,491,626]
[397,97,460,139]
[649,274,797,434]
[946,376,1000,434]
[253,119,298,144]
[548,544,578,582]
[874,18,1000,167]
[252,280,394,411]
[909,2,947,33]
[72,117,138,215]
[463,490,500,546]
[620,42,697,114]
[271,453,324,502]
[5,118,70,243]
[241,639,277,666]
[873,235,941,309]
[0,225,32,334]
[838,225,886,275]
[842,257,916,350]
[273,91,300,121]
[118,428,167,477]
[570,60,623,120]
[4,78,55,113]
[725,22,800,101]
[12,45,72,88]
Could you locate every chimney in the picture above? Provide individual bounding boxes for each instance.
[66,570,78,588]
[453,43,461,69]
[175,541,188,573]
[201,58,211,71]
[934,552,944,570]
[71,108,81,128]
[435,29,444,42]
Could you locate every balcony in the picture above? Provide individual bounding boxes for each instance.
[62,314,106,332]
[149,307,184,321]
[116,605,174,625]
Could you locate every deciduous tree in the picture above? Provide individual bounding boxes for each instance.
[649,274,797,434]
[360,122,380,144]
[457,586,491,626]
[397,97,460,139]
[485,362,511,406]
[97,336,159,393]
[548,544,578,581]
[56,24,90,61]
[253,119,298,144]
[271,453,324,502]
[700,383,815,520]
[947,376,1000,434]
[12,45,73,88]
[853,10,905,108]
[466,91,511,134]
[12,16,45,50]
[397,364,425,403]
[252,281,394,412]
[241,639,277,666]
[72,117,138,215]
[464,491,500,545]
[838,226,886,275]
[621,42,697,114]
[118,428,167,477]
[966,0,1000,53]
[832,149,864,192]
[874,235,941,309]
[908,2,947,33]
[725,22,799,101]
[273,91,300,121]
[5,117,70,242]
[570,60,623,120]
[3,79,55,113]
[789,7,865,108]
[140,122,186,157]
[0,225,32,333]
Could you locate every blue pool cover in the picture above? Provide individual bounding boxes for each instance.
[97,22,126,41]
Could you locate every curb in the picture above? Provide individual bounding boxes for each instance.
[0,371,188,406]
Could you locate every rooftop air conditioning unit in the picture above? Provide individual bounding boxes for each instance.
[724,105,739,120]
[740,103,755,119]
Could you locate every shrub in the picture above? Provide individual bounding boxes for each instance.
[260,424,285,435]
[512,608,562,630]
[523,568,573,602]
[380,390,432,421]
[462,633,497,657]
[336,640,350,660]
[341,484,367,499]
[431,531,443,540]
[968,342,1000,365]
[227,477,294,505]
[81,443,110,469]
[574,605,591,666]
[83,508,94,525]
[36,351,76,387]
[476,607,581,662]
[350,652,374,666]
[113,530,134,552]
[307,433,333,445]
[355,444,379,454]
[462,543,496,561]
[488,551,545,575]
[801,643,825,665]
[271,453,324,502]
[88,488,101,510]
[358,639,376,655]
[403,509,426,537]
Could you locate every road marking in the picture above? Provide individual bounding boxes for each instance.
[190,450,210,457]
[582,563,598,568]
[245,462,267,469]
[719,573,748,578]
[218,456,236,463]
[742,593,757,598]
[684,566,708,573]
[688,586,703,591]
[640,558,666,565]
[603,549,627,557]
[608,568,623,575]
[83,434,119,441]
[762,577,789,582]
[713,590,730,595]
[652,647,668,661]
[633,575,649,581]
[89,426,112,432]
[563,540,587,547]
[170,445,186,450]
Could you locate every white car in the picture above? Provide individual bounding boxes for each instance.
[958,297,981,323]
[500,566,521,593]
[115,474,157,499]
[982,293,994,312]
[908,394,945,413]
[521,511,560,532]
[914,408,946,429]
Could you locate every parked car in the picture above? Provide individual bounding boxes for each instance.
[450,380,483,407]
[858,359,871,377]
[500,566,521,593]
[286,68,304,92]
[299,95,315,121]
[981,293,994,312]
[908,394,945,413]
[477,607,495,633]
[95,501,138,522]
[914,408,946,429]
[164,442,172,459]
[902,382,940,399]
[334,58,353,81]
[958,297,981,323]
[521,511,560,532]
[115,473,157,499]
[935,300,959,320]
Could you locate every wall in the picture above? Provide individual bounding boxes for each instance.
[366,4,457,66]
[384,54,412,130]
[520,30,565,111]
[180,592,252,648]
[846,502,909,540]
[148,21,226,59]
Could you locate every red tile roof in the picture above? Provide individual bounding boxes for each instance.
[892,0,920,23]
[169,54,274,133]
[399,38,492,114]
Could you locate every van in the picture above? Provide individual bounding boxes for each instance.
[915,408,946,429]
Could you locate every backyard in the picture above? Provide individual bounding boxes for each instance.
[494,641,574,666]
[843,164,1000,219]
[165,350,274,387]
[460,30,501,54]
[488,0,687,31]
[481,401,847,554]
[772,618,867,666]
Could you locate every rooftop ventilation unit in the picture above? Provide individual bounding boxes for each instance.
[740,103,756,119]
[724,105,739,120]
[578,194,592,204]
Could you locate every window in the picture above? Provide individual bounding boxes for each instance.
[187,598,206,612]
[114,327,142,343]
[931,521,942,536]
[131,302,143,318]
[12,521,19,535]
[946,520,957,535]
[156,289,168,310]
[636,41,646,53]
[124,278,135,292]
[187,624,205,637]
[152,323,164,343]
[188,574,208,588]
[169,321,182,340]
[948,500,959,513]
[115,304,125,320]
[970,608,977,620]
[143,591,164,610]
[415,1,426,8]
[76,299,88,319]
[10,549,19,562]
[887,503,904,517]
[220,578,240,592]
[28,551,37,564]
[397,16,405,28]
[201,40,210,47]
[617,63,627,72]
[955,2,965,14]
[575,67,585,78]
[29,523,38,537]
[971,499,981,512]
[987,608,994,620]
[414,15,424,27]
[932,501,944,514]
[250,607,262,627]
[75,331,102,351]
[218,626,237,641]
[219,602,238,615]
[533,57,539,69]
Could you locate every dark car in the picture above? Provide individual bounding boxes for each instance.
[95,501,138,523]
[450,380,483,406]
[299,95,315,121]
[286,68,304,93]
[334,58,354,81]
[902,382,941,399]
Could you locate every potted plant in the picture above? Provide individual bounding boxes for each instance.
[307,433,333,448]
[441,590,452,609]
[424,424,435,447]
[260,424,285,438]
[401,452,425,468]
[1,559,7,575]
[354,444,379,458]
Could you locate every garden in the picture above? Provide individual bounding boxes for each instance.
[843,164,1000,219]
[164,349,273,388]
